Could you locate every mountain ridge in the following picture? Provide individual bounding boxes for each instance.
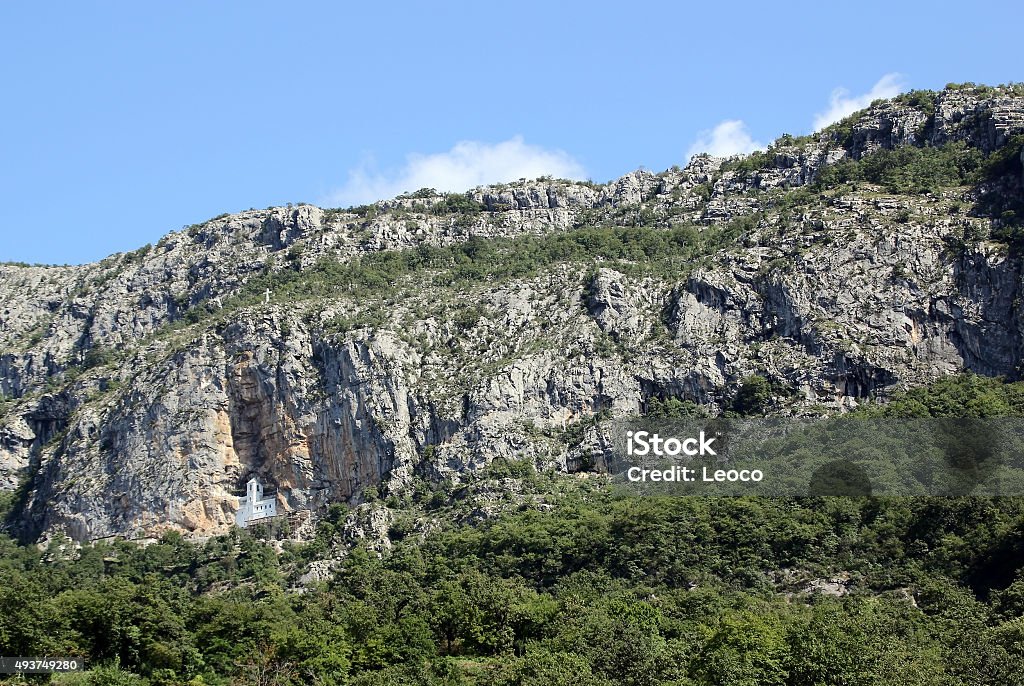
[2,82,1024,543]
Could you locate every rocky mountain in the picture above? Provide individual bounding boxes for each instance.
[2,83,1024,544]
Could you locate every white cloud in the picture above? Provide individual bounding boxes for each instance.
[812,73,906,131]
[326,136,586,206]
[686,120,763,159]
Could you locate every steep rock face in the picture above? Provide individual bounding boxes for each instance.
[16,314,425,541]
[587,267,652,341]
[3,84,1024,542]
[930,90,1024,151]
[949,251,1024,375]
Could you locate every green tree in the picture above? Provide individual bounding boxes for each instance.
[732,376,771,416]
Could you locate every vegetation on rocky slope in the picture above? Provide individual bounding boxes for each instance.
[3,84,1024,684]
[2,376,1024,684]
[3,495,1024,684]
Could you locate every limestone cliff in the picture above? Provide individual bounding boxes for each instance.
[2,83,1024,542]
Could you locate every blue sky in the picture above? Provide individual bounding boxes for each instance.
[1,1,1021,265]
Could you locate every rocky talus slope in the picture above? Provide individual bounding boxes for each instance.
[2,84,1024,542]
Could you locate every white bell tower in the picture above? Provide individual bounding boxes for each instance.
[235,476,277,527]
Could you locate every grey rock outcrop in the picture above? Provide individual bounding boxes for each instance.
[3,84,1024,542]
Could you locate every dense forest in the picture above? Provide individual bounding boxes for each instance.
[2,376,1024,685]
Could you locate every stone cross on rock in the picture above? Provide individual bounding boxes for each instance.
[264,288,271,304]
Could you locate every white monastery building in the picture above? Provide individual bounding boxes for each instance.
[235,477,277,527]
